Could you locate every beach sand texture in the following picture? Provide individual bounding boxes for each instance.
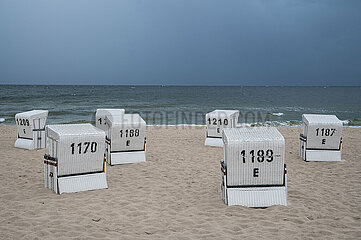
[0,126,360,239]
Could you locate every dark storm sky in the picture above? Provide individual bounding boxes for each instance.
[0,0,360,86]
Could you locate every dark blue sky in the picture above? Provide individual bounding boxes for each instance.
[0,0,360,86]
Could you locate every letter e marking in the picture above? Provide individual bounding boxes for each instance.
[253,168,259,177]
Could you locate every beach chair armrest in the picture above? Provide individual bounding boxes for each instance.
[220,161,226,174]
[299,134,307,142]
[44,154,57,161]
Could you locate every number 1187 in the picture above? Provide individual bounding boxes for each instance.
[316,128,335,136]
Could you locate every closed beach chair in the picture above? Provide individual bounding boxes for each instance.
[14,110,48,150]
[205,110,239,147]
[105,113,146,165]
[44,124,108,194]
[221,127,287,207]
[95,108,125,131]
[299,114,343,161]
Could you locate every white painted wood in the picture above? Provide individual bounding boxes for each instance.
[226,186,287,207]
[223,127,285,186]
[57,172,108,194]
[47,124,106,176]
[44,123,107,194]
[14,138,34,149]
[305,149,342,162]
[44,159,58,193]
[205,110,239,147]
[221,161,287,207]
[206,110,239,138]
[221,127,287,207]
[14,110,48,150]
[108,151,146,165]
[299,136,306,159]
[300,114,343,161]
[95,108,125,131]
[204,137,224,147]
[105,114,146,165]
[302,114,342,150]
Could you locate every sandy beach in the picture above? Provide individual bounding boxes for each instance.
[0,125,360,239]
